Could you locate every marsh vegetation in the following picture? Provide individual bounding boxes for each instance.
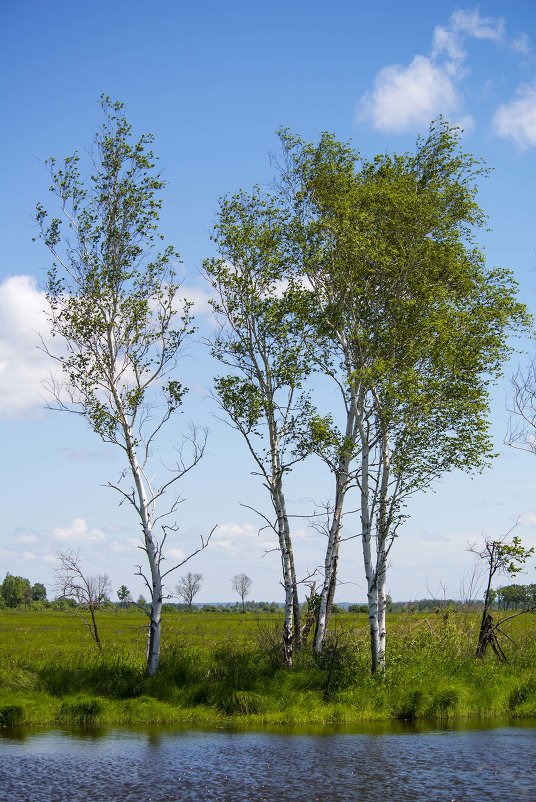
[1,608,535,728]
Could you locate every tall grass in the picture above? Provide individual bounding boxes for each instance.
[1,608,535,727]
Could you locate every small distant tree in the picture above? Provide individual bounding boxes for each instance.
[1,574,32,608]
[231,573,252,613]
[31,582,47,602]
[55,550,112,651]
[470,533,535,660]
[117,585,131,607]
[176,572,203,609]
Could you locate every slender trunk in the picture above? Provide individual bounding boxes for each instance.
[314,484,344,653]
[273,486,294,666]
[89,606,102,651]
[146,595,162,676]
[289,541,302,649]
[376,554,387,674]
[476,544,495,659]
[314,399,356,653]
[360,439,381,673]
[375,431,390,674]
[110,371,164,678]
[125,429,163,677]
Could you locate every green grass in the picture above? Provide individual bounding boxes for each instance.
[1,608,535,727]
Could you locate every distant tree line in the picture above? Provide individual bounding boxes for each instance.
[2,570,534,615]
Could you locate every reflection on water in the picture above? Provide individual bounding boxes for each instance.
[1,721,535,801]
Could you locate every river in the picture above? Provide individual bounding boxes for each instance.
[1,720,535,801]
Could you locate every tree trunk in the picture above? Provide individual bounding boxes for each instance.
[274,486,295,666]
[289,540,302,650]
[360,440,381,673]
[314,399,355,653]
[374,431,390,675]
[89,606,102,651]
[124,425,164,678]
[376,554,387,674]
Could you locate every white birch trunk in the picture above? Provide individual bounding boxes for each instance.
[273,486,295,666]
[122,418,164,677]
[376,554,387,674]
[375,430,390,675]
[360,439,381,673]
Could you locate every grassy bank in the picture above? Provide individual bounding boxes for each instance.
[1,609,535,728]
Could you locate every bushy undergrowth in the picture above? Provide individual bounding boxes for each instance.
[0,609,535,727]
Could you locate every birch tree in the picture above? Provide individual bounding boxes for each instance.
[279,120,527,671]
[35,97,212,676]
[204,191,313,665]
[232,572,252,612]
[176,572,203,609]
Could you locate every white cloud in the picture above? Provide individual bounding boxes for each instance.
[52,517,107,545]
[450,9,505,42]
[360,55,461,133]
[358,8,513,134]
[519,511,536,526]
[493,83,536,148]
[0,275,56,417]
[210,522,262,553]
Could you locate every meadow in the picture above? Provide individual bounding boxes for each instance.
[1,608,535,728]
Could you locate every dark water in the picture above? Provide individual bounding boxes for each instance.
[1,721,535,801]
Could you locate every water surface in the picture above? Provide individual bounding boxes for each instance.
[1,721,535,801]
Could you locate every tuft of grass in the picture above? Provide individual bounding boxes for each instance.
[58,695,103,725]
[0,704,25,727]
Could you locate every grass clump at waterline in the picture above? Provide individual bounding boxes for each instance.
[0,609,535,727]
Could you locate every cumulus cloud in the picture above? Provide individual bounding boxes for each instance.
[360,55,461,133]
[52,517,107,545]
[0,275,56,417]
[493,83,536,148]
[358,8,514,134]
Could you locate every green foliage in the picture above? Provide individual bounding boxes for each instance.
[35,96,193,444]
[280,119,529,497]
[31,583,47,602]
[1,573,32,608]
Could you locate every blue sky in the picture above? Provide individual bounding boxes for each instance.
[1,1,536,602]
